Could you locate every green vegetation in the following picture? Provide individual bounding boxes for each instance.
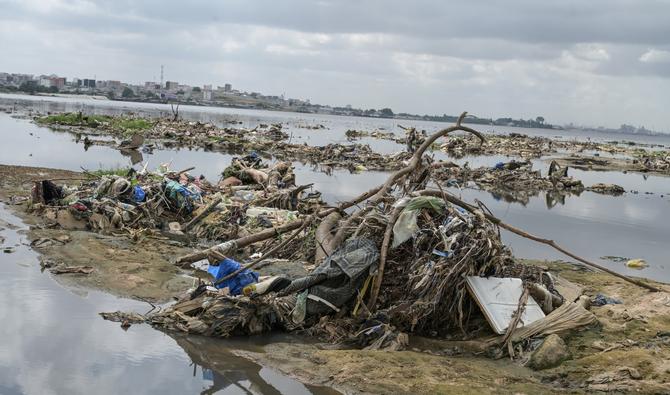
[379,107,394,117]
[36,112,153,133]
[87,166,133,178]
[18,81,59,94]
[122,87,135,98]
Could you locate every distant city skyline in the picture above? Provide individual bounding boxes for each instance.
[2,67,666,135]
[2,1,670,131]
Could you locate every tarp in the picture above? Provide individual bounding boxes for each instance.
[280,238,379,316]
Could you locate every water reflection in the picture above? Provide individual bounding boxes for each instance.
[171,334,339,395]
[119,148,144,165]
[0,204,335,395]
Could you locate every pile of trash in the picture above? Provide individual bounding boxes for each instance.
[440,133,556,158]
[432,159,585,204]
[635,153,670,173]
[438,132,649,160]
[37,113,416,173]
[29,154,324,245]
[100,114,601,357]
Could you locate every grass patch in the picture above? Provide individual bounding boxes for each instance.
[87,166,133,178]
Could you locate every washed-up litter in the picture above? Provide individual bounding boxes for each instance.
[27,154,322,245]
[592,294,623,306]
[97,113,634,360]
[30,236,70,248]
[37,113,414,173]
[601,255,630,263]
[635,152,670,173]
[587,183,626,195]
[466,276,546,334]
[50,265,94,274]
[432,159,587,205]
[625,258,648,269]
[208,257,259,295]
[32,111,664,366]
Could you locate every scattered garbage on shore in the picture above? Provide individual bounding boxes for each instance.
[23,111,665,375]
[42,113,647,365]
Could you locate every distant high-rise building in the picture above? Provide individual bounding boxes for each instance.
[165,81,179,91]
[83,79,96,88]
[203,84,213,101]
[224,83,232,92]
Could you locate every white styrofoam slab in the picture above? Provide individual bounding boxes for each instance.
[466,276,546,334]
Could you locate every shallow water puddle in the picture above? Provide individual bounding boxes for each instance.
[0,203,336,395]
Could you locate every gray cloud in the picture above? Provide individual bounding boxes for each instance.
[1,0,669,130]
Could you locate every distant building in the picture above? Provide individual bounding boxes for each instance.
[38,77,51,88]
[50,77,66,89]
[202,84,213,101]
[106,80,122,90]
[83,79,96,88]
[224,83,232,92]
[7,74,33,86]
[144,81,161,91]
[165,81,179,91]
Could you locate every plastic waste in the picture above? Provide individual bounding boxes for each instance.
[111,178,131,197]
[165,180,196,212]
[133,185,145,202]
[246,207,298,224]
[432,249,451,258]
[116,202,136,212]
[242,276,291,296]
[592,294,622,306]
[208,258,259,295]
[392,196,446,248]
[392,209,420,248]
[233,190,256,202]
[625,258,647,269]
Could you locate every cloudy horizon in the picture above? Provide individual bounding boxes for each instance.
[1,0,669,130]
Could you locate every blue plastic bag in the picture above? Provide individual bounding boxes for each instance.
[133,185,146,202]
[208,258,259,295]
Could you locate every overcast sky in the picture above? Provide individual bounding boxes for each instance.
[1,0,669,130]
